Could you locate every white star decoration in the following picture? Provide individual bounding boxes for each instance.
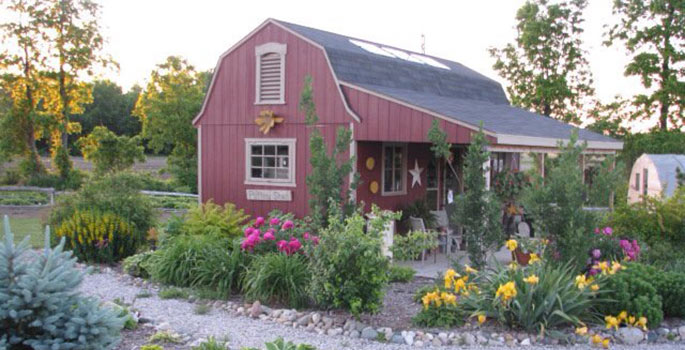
[409,159,424,188]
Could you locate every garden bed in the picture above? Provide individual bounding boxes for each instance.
[0,190,51,206]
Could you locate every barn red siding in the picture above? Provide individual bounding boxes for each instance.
[197,22,352,217]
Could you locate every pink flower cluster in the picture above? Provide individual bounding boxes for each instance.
[239,215,319,254]
[619,239,640,261]
[594,227,613,236]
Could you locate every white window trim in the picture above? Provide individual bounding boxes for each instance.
[244,138,296,187]
[381,143,407,196]
[255,42,287,105]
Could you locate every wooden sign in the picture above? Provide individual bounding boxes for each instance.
[255,110,284,134]
[246,189,292,201]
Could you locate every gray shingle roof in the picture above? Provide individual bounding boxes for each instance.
[646,154,685,197]
[275,19,619,145]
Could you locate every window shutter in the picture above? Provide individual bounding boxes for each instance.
[259,52,282,102]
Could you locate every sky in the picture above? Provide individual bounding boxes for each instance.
[97,0,650,127]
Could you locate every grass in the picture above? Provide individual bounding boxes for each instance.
[158,287,190,300]
[194,303,211,315]
[146,195,197,209]
[0,216,44,248]
[0,191,50,205]
[149,331,182,344]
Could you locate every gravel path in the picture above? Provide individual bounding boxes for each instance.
[79,268,685,350]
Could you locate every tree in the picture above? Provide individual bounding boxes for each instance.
[71,80,141,141]
[77,126,145,174]
[451,126,503,268]
[0,0,48,174]
[606,0,685,130]
[619,129,685,170]
[490,0,594,123]
[133,56,209,192]
[299,76,358,229]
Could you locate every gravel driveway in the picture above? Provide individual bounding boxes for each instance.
[79,268,685,350]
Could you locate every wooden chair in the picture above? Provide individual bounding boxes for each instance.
[431,210,461,254]
[409,216,442,262]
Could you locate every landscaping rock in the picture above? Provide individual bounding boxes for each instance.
[322,316,333,329]
[296,314,310,326]
[520,338,531,346]
[463,333,476,346]
[361,327,378,340]
[327,327,343,336]
[431,338,442,346]
[349,330,360,339]
[379,327,393,340]
[249,301,262,318]
[402,331,415,345]
[679,326,685,339]
[617,326,644,345]
[311,312,321,325]
[391,333,405,344]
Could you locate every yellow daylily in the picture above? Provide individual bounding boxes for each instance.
[591,334,603,345]
[590,284,600,292]
[618,311,628,322]
[602,338,610,349]
[508,262,518,270]
[575,326,588,336]
[478,314,486,325]
[464,264,478,274]
[523,275,539,285]
[593,261,610,274]
[628,316,636,326]
[605,315,620,331]
[441,292,457,306]
[495,281,517,302]
[610,261,624,275]
[505,239,518,251]
[637,316,648,331]
[528,253,541,264]
[575,274,589,289]
[444,269,458,288]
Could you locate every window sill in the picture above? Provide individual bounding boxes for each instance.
[255,100,286,105]
[381,190,407,197]
[244,180,296,188]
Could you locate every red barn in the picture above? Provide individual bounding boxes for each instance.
[193,19,622,218]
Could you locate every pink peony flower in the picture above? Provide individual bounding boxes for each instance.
[591,249,601,260]
[288,238,302,253]
[311,236,320,245]
[277,240,288,252]
[303,232,310,240]
[282,220,294,230]
[255,216,265,227]
[270,217,280,226]
[263,231,275,241]
[244,226,254,237]
[594,228,600,234]
[603,227,613,236]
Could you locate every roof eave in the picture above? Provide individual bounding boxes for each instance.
[495,134,624,151]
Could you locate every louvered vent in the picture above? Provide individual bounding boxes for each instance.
[259,52,283,102]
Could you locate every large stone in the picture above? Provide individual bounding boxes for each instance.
[391,334,405,344]
[438,332,448,344]
[296,314,310,326]
[322,316,333,329]
[311,313,321,324]
[463,333,476,346]
[249,301,262,318]
[617,327,644,345]
[379,327,393,340]
[678,326,685,339]
[402,331,415,346]
[343,319,356,331]
[520,338,531,346]
[349,330,360,339]
[361,327,378,340]
[327,327,343,336]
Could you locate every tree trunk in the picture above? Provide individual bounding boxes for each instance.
[658,5,674,131]
[59,64,69,149]
[22,44,44,173]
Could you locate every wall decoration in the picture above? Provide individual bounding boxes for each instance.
[409,159,424,188]
[365,157,375,170]
[255,110,284,134]
[369,181,379,194]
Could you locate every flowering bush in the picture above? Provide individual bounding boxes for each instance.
[412,267,478,327]
[240,212,318,255]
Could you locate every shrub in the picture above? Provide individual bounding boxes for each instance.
[50,172,156,243]
[150,235,227,286]
[309,205,398,315]
[239,212,317,255]
[621,263,685,318]
[77,125,146,174]
[388,265,416,283]
[122,251,156,278]
[158,287,190,300]
[54,210,138,263]
[192,337,228,350]
[192,239,249,296]
[0,216,124,349]
[460,260,605,333]
[182,200,249,238]
[0,190,49,205]
[243,253,311,308]
[26,168,87,190]
[242,338,317,350]
[391,230,438,261]
[598,263,663,328]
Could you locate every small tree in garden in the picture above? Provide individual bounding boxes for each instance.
[300,76,359,229]
[78,126,146,174]
[452,127,503,268]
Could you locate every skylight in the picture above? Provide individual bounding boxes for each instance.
[349,39,451,70]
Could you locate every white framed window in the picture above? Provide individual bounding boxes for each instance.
[245,138,296,187]
[382,143,407,195]
[255,42,286,104]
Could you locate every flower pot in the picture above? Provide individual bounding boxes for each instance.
[513,248,531,266]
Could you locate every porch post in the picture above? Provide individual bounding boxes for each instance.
[349,122,357,202]
[483,155,491,190]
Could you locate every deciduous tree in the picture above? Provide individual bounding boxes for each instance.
[77,126,145,174]
[490,0,594,123]
[606,0,685,130]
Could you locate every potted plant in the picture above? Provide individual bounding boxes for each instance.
[506,237,547,266]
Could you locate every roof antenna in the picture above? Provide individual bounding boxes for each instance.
[421,34,426,54]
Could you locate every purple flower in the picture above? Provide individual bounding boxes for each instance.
[281,220,294,230]
[594,228,600,234]
[255,216,265,227]
[270,217,280,226]
[603,227,613,236]
[592,249,601,260]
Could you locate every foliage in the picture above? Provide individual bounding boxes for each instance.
[192,337,229,350]
[0,190,49,206]
[133,56,210,192]
[390,230,439,261]
[150,234,227,287]
[489,0,594,123]
[241,338,317,350]
[181,200,249,238]
[50,172,156,242]
[194,303,211,315]
[427,120,460,193]
[309,205,397,316]
[191,239,250,297]
[55,209,139,263]
[587,155,625,207]
[388,265,416,283]
[399,198,437,230]
[597,263,663,328]
[147,195,197,209]
[158,287,190,300]
[122,251,156,278]
[618,130,685,171]
[239,212,317,255]
[493,169,528,201]
[460,261,605,333]
[25,168,87,190]
[621,263,685,318]
[140,345,164,350]
[606,0,685,130]
[243,253,311,308]
[77,126,145,174]
[413,297,465,328]
[520,132,599,268]
[54,145,72,179]
[71,80,141,139]
[0,216,124,349]
[149,331,182,344]
[609,187,685,249]
[300,76,358,230]
[452,126,503,268]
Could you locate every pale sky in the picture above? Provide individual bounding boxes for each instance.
[98,0,650,128]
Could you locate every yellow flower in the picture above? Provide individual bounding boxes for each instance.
[477,314,486,325]
[590,284,600,292]
[441,292,457,306]
[575,326,588,336]
[602,338,610,349]
[524,275,539,285]
[508,262,518,270]
[505,239,518,251]
[495,281,517,302]
[618,311,628,322]
[528,253,541,264]
[593,261,610,274]
[591,334,602,344]
[454,277,467,293]
[637,316,648,331]
[575,274,589,289]
[464,264,478,274]
[610,261,624,275]
[605,315,620,331]
[444,269,458,288]
[628,316,636,326]
[541,238,550,245]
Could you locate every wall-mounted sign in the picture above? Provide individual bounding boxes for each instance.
[255,110,284,134]
[246,189,292,201]
[365,157,375,170]
[369,181,379,194]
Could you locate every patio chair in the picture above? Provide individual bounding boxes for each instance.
[409,216,443,263]
[431,210,461,254]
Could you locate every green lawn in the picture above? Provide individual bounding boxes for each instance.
[1,217,44,248]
